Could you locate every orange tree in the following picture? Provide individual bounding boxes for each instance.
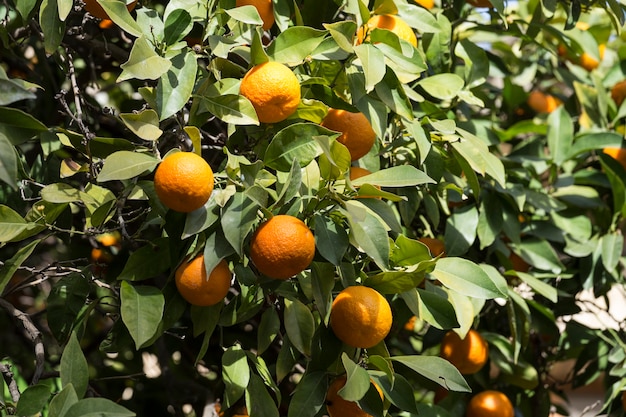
[1,0,626,416]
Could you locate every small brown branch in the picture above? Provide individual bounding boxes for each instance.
[0,299,45,384]
[0,363,20,403]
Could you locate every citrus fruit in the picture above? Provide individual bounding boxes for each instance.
[414,0,434,8]
[508,251,529,272]
[465,390,514,417]
[330,286,392,348]
[97,231,121,248]
[153,152,214,213]
[603,147,626,170]
[91,247,114,264]
[440,329,488,375]
[349,166,380,198]
[84,0,136,20]
[357,14,418,47]
[579,44,605,71]
[404,315,417,331]
[249,215,316,280]
[418,237,446,257]
[175,256,232,306]
[527,90,560,114]
[236,0,274,30]
[611,80,626,107]
[326,376,382,417]
[239,61,301,124]
[621,391,626,410]
[467,0,492,7]
[321,109,376,161]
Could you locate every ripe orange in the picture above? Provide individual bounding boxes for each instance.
[175,256,231,306]
[97,231,121,248]
[91,247,114,264]
[611,80,626,107]
[249,215,316,280]
[330,286,392,348]
[326,376,382,417]
[404,315,417,331]
[440,329,488,375]
[414,0,435,8]
[418,237,446,257]
[321,109,376,161]
[153,152,214,213]
[527,90,560,114]
[603,147,626,170]
[579,44,605,71]
[357,14,418,47]
[466,390,514,417]
[467,0,492,7]
[239,61,301,124]
[84,0,136,20]
[236,0,274,30]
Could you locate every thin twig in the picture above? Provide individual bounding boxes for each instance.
[0,364,20,403]
[0,299,45,384]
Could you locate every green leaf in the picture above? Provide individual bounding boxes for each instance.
[366,270,427,295]
[163,9,192,45]
[350,165,434,187]
[203,228,236,277]
[313,214,349,266]
[345,200,390,270]
[0,107,48,145]
[601,232,623,273]
[119,110,163,141]
[392,355,470,392]
[444,205,478,256]
[511,238,564,273]
[195,94,260,125]
[0,133,19,191]
[39,0,65,54]
[97,151,159,182]
[157,49,198,120]
[191,303,222,365]
[547,106,574,166]
[515,272,557,303]
[15,384,51,416]
[284,298,315,357]
[374,67,413,120]
[287,371,327,417]
[182,192,220,239]
[266,26,327,64]
[245,373,280,417]
[258,307,280,355]
[0,238,40,295]
[40,183,96,205]
[0,79,36,105]
[118,37,172,82]
[220,192,258,256]
[57,0,72,20]
[98,0,143,36]
[390,235,433,267]
[64,398,136,417]
[0,205,33,243]
[417,73,464,100]
[120,281,165,349]
[311,262,336,323]
[60,332,89,399]
[402,288,459,330]
[117,238,171,281]
[340,353,371,401]
[47,273,91,343]
[265,123,331,171]
[226,4,264,25]
[566,132,623,160]
[354,44,386,91]
[222,345,250,407]
[452,130,505,187]
[430,257,507,299]
[48,384,79,417]
[370,372,418,414]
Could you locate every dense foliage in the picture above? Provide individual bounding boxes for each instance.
[1,0,626,416]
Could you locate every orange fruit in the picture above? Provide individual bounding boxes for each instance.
[414,0,435,8]
[326,376,382,417]
[154,152,214,213]
[467,0,492,7]
[84,0,136,20]
[508,251,529,272]
[236,0,274,30]
[97,231,121,248]
[603,147,626,170]
[249,215,316,280]
[321,109,376,161]
[579,44,605,71]
[418,237,446,257]
[175,255,231,306]
[404,315,417,331]
[440,329,488,375]
[611,80,626,107]
[466,390,514,417]
[91,247,114,264]
[527,90,560,114]
[330,286,392,349]
[357,14,418,47]
[239,61,301,124]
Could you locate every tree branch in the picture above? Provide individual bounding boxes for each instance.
[0,363,20,403]
[0,298,45,384]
